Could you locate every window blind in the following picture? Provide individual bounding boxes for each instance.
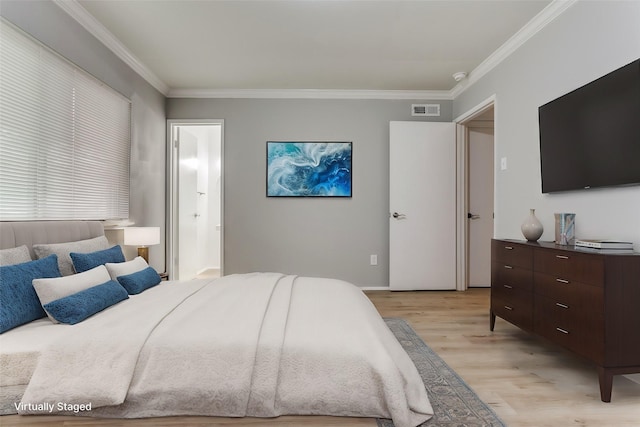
[0,19,131,221]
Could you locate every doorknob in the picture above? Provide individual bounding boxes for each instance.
[391,212,407,219]
[467,213,480,220]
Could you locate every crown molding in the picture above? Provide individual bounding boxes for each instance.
[167,88,453,100]
[53,0,169,96]
[56,0,575,100]
[450,0,577,98]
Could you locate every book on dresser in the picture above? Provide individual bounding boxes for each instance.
[574,239,634,250]
[490,239,640,403]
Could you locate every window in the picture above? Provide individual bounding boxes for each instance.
[0,19,131,221]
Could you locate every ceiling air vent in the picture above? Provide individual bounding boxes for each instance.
[411,104,440,117]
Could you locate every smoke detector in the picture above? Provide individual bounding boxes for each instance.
[452,71,467,82]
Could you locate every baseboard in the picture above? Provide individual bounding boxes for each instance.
[196,266,220,275]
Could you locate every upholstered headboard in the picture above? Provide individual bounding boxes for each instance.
[0,221,104,258]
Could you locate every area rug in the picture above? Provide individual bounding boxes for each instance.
[381,318,506,427]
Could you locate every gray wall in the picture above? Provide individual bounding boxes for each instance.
[1,0,167,271]
[167,98,452,286]
[454,1,640,248]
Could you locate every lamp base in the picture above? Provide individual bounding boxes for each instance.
[137,246,149,263]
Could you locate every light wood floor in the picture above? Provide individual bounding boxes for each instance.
[2,289,639,427]
[195,269,221,280]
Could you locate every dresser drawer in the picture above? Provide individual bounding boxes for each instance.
[534,272,604,312]
[533,248,605,287]
[492,280,532,303]
[534,294,603,330]
[492,240,533,268]
[535,294,604,362]
[492,262,532,292]
[492,291,533,331]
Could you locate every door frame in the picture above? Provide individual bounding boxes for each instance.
[166,119,225,280]
[453,95,496,291]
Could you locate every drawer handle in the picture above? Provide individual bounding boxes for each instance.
[504,265,513,269]
[555,278,569,284]
[504,305,513,311]
[556,327,569,334]
[556,302,569,309]
[555,255,569,260]
[504,284,513,289]
[505,246,514,250]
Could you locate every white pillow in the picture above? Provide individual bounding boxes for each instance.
[0,245,32,266]
[33,236,109,276]
[105,256,148,280]
[32,265,112,323]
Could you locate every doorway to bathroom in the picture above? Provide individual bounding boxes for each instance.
[167,120,224,280]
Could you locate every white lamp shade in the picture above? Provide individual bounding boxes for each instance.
[123,227,160,246]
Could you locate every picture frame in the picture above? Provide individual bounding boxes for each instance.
[266,141,352,197]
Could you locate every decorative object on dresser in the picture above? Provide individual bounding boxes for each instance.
[574,239,634,250]
[490,239,640,402]
[520,209,543,242]
[554,213,576,245]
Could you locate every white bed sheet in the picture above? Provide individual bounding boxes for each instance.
[0,287,157,387]
[0,317,69,386]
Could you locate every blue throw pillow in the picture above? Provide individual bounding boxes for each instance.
[70,245,125,273]
[117,266,161,295]
[43,280,129,325]
[0,254,61,333]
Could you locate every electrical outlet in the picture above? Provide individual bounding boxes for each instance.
[370,254,378,266]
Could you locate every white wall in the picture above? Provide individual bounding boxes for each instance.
[454,1,640,247]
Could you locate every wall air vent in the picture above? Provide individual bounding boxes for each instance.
[411,104,440,117]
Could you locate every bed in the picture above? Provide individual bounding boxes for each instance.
[0,221,433,427]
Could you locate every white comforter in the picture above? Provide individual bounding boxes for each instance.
[19,273,433,427]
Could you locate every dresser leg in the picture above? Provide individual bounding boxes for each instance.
[597,367,612,402]
[490,310,496,331]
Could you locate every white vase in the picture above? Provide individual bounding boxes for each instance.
[521,208,543,241]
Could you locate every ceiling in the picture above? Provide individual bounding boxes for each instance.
[71,0,555,97]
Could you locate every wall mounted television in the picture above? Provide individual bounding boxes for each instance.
[538,58,640,193]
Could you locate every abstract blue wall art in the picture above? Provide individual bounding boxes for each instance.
[267,142,352,197]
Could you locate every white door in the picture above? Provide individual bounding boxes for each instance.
[389,121,456,290]
[178,128,199,280]
[467,127,494,287]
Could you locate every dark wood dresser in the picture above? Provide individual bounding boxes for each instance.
[490,238,640,402]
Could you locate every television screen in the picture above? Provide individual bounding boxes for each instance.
[539,59,640,193]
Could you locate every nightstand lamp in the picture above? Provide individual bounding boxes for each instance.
[123,227,160,263]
